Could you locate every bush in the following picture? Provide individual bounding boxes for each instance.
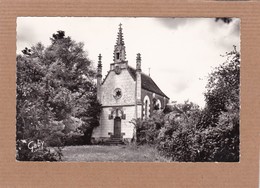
[134,98,239,162]
[63,133,85,146]
[156,115,199,162]
[16,139,63,161]
[195,110,239,162]
[132,110,164,145]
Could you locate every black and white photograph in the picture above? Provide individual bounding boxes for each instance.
[16,17,240,162]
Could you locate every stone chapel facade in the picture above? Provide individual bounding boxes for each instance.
[92,24,169,143]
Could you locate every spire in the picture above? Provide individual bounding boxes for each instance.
[113,23,126,63]
[116,23,125,46]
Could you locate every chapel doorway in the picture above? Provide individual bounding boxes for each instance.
[114,117,121,138]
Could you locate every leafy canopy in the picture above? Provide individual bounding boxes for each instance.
[16,31,101,147]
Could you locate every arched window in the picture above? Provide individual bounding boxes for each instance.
[145,100,148,117]
[153,98,162,110]
[156,99,162,109]
[143,95,150,118]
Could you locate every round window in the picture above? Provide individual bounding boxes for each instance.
[113,88,122,99]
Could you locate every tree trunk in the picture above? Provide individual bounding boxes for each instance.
[84,128,93,145]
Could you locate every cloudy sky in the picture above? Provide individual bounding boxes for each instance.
[17,17,240,107]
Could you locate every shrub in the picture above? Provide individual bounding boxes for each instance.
[195,109,239,162]
[134,98,239,162]
[63,133,85,146]
[45,131,65,147]
[16,139,63,161]
[132,110,164,145]
[156,116,199,162]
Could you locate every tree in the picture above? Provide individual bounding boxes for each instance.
[16,31,101,151]
[215,18,233,24]
[196,46,240,161]
[203,45,240,127]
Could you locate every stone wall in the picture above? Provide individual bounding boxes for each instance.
[92,106,135,139]
[92,68,137,139]
[101,68,136,106]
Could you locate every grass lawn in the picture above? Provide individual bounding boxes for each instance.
[61,144,170,162]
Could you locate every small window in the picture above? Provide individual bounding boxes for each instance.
[143,95,150,118]
[145,100,148,117]
[113,88,122,99]
[116,52,120,60]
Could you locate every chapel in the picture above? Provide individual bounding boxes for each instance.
[92,24,169,144]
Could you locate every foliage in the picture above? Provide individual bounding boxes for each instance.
[202,45,240,127]
[16,139,63,161]
[195,113,239,162]
[156,101,202,161]
[215,18,233,24]
[16,31,101,160]
[132,110,164,145]
[133,101,202,161]
[133,47,240,162]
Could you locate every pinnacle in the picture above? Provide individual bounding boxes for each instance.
[116,23,125,46]
[98,54,102,68]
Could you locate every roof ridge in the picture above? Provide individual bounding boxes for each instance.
[128,65,135,69]
[127,66,137,81]
[128,65,149,76]
[142,74,169,99]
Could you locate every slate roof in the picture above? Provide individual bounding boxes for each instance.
[127,66,169,99]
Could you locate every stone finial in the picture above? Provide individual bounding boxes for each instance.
[98,54,102,68]
[97,54,102,77]
[116,23,125,45]
[136,53,141,71]
[137,53,141,61]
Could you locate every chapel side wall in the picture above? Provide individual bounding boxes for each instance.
[141,89,167,117]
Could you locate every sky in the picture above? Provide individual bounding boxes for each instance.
[17,17,240,107]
